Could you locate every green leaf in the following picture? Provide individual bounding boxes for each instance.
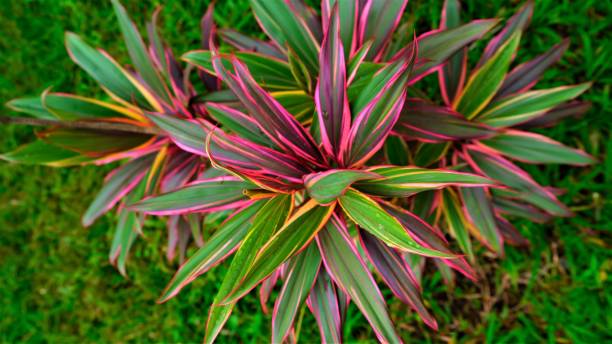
[338,188,453,258]
[158,201,265,303]
[480,129,595,165]
[222,200,335,304]
[477,83,591,127]
[129,177,254,216]
[110,175,148,276]
[205,195,294,343]
[0,140,91,166]
[354,166,494,197]
[65,32,160,111]
[307,269,342,343]
[453,32,521,119]
[413,142,451,167]
[250,0,320,75]
[183,50,298,91]
[82,154,154,226]
[110,0,171,104]
[317,216,401,343]
[38,128,151,157]
[147,113,208,155]
[304,169,380,205]
[272,91,315,123]
[442,189,473,259]
[414,19,498,78]
[459,187,503,253]
[272,243,321,343]
[43,93,141,121]
[6,97,55,119]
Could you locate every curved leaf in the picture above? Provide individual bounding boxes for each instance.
[355,166,494,197]
[222,200,335,304]
[479,130,594,165]
[477,83,591,127]
[360,230,438,329]
[304,169,380,205]
[129,177,254,215]
[158,201,264,303]
[82,154,153,226]
[317,215,401,343]
[316,7,351,161]
[339,188,454,258]
[272,242,321,343]
[453,32,521,119]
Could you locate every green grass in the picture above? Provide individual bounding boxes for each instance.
[1,0,610,342]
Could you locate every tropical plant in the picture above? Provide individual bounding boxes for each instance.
[0,0,594,343]
[1,0,223,272]
[394,0,594,273]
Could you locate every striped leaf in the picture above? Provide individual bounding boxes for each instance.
[476,0,533,68]
[360,230,438,329]
[82,154,154,226]
[496,39,569,98]
[459,187,503,253]
[0,140,92,167]
[493,197,553,223]
[205,103,273,147]
[339,188,454,258]
[316,7,351,161]
[345,47,415,166]
[218,29,285,59]
[317,215,401,343]
[38,128,151,158]
[479,130,594,165]
[129,177,254,215]
[438,0,467,104]
[207,130,307,192]
[453,32,521,119]
[322,0,358,59]
[477,83,591,127]
[272,243,321,343]
[43,92,142,121]
[212,54,324,166]
[6,97,55,120]
[205,195,293,344]
[250,0,320,75]
[147,113,208,155]
[111,0,171,104]
[304,169,380,205]
[398,99,496,142]
[360,0,408,61]
[307,269,343,344]
[65,32,160,111]
[464,145,571,217]
[158,201,264,303]
[382,201,476,280]
[355,166,494,197]
[183,50,297,91]
[222,200,335,304]
[412,18,498,80]
[442,189,473,259]
[519,100,590,129]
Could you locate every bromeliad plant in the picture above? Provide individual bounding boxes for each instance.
[0,0,595,343]
[1,0,224,272]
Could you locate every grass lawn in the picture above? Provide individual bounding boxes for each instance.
[1,0,610,342]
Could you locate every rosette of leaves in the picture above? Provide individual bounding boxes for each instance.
[1,0,226,273]
[135,4,504,342]
[393,0,595,271]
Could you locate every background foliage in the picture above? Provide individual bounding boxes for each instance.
[1,0,610,342]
